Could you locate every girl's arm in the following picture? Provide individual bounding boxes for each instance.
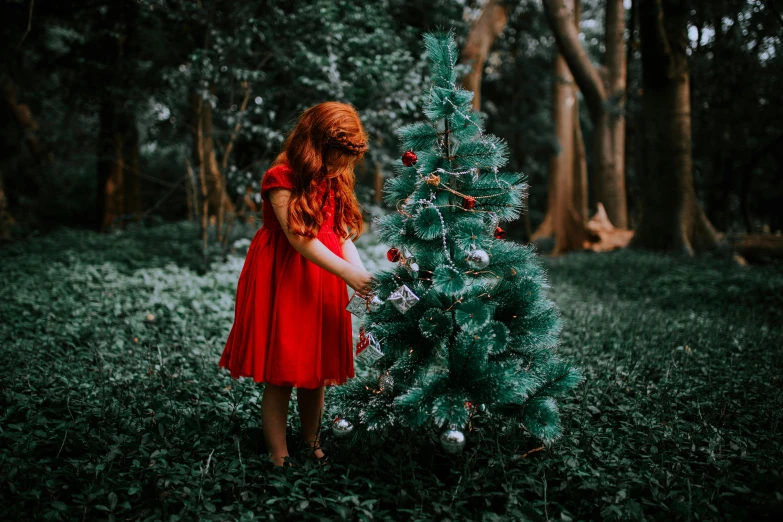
[269,188,374,295]
[340,227,367,271]
[342,240,366,270]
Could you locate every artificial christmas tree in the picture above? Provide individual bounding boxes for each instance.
[332,28,585,451]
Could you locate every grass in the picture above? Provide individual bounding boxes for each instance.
[1,221,781,521]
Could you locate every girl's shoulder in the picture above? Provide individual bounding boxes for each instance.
[261,163,294,194]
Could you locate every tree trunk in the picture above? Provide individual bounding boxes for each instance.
[532,0,590,254]
[625,0,640,228]
[184,158,196,221]
[96,1,140,233]
[97,100,125,233]
[121,112,141,222]
[201,85,222,231]
[573,92,588,221]
[189,6,236,247]
[190,85,237,244]
[630,0,721,253]
[187,90,203,225]
[532,54,588,254]
[541,0,628,228]
[1,76,52,165]
[602,0,628,228]
[460,0,508,111]
[217,82,251,240]
[571,0,588,222]
[0,75,53,237]
[549,61,590,254]
[0,171,14,240]
[194,93,209,250]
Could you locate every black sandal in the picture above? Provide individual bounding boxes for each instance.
[314,452,330,465]
[270,456,296,468]
[302,441,329,464]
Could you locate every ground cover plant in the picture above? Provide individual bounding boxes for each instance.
[1,222,781,521]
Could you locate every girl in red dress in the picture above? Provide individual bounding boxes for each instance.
[219,101,374,467]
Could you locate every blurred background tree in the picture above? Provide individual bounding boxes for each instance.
[1,0,780,258]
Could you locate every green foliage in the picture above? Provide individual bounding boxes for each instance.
[1,223,781,520]
[413,205,444,240]
[418,308,453,341]
[454,298,492,333]
[432,265,467,295]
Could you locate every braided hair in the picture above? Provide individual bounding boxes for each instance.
[326,131,368,157]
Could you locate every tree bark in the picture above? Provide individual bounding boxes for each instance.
[630,0,722,253]
[96,1,140,233]
[201,85,221,229]
[573,91,588,221]
[460,0,508,111]
[603,0,627,227]
[625,0,640,228]
[532,0,590,254]
[184,158,196,221]
[189,85,239,244]
[1,77,52,165]
[0,75,53,237]
[97,99,125,233]
[189,4,236,246]
[571,0,588,222]
[550,79,590,253]
[121,111,141,222]
[541,0,628,228]
[191,92,209,249]
[532,54,589,254]
[0,170,14,240]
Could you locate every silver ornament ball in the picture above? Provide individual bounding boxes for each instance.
[439,426,466,454]
[466,249,490,270]
[332,417,354,438]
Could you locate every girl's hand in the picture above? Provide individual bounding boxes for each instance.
[344,266,374,296]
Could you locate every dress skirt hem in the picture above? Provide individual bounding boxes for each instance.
[218,368,351,390]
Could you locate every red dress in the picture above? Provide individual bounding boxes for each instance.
[218,162,355,388]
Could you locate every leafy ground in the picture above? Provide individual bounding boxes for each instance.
[1,221,781,521]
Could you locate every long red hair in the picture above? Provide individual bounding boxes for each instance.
[270,101,368,239]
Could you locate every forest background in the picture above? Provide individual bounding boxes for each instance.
[2,0,781,256]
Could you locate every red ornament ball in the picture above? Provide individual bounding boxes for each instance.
[386,247,401,263]
[401,150,418,167]
[494,226,506,239]
[462,196,476,210]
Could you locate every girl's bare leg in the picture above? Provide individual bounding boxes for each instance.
[261,383,293,466]
[297,386,326,458]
